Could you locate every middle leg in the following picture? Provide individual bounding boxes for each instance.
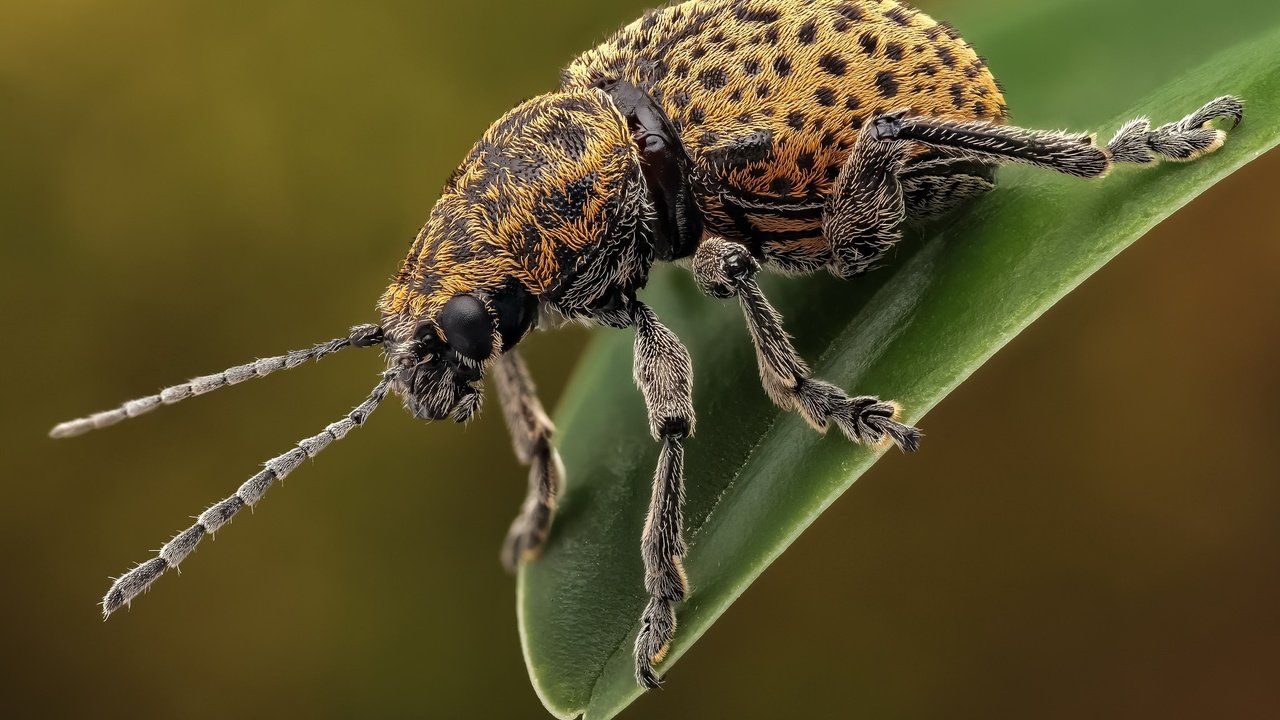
[693,238,921,452]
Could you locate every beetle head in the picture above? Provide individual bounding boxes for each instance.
[378,88,649,421]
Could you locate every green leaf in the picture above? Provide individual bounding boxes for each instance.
[519,3,1280,717]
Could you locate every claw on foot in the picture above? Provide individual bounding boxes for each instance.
[500,516,549,573]
[634,597,677,690]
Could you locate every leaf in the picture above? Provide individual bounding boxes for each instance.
[518,3,1280,717]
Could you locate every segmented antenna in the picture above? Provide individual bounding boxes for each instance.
[49,324,385,439]
[101,367,400,617]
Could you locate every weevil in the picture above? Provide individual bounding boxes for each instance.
[52,0,1243,690]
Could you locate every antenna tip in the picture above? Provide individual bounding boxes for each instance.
[49,420,90,439]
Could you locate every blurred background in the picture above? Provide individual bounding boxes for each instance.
[1,0,1276,718]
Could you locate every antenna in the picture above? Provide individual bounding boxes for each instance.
[50,324,384,438]
[101,367,400,616]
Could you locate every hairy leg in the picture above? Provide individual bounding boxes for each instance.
[901,156,997,218]
[693,238,921,452]
[821,95,1242,279]
[629,301,695,689]
[492,350,563,571]
[879,95,1244,176]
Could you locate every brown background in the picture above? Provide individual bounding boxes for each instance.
[2,0,1277,717]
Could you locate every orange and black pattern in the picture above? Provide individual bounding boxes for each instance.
[377,89,649,341]
[563,0,1007,270]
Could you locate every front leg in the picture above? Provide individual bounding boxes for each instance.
[629,301,694,689]
[694,238,921,452]
[492,350,564,571]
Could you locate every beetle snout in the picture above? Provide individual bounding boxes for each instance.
[394,356,484,423]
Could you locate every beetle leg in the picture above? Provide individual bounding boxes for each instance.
[870,95,1243,177]
[821,121,914,279]
[693,238,921,453]
[493,350,564,571]
[629,301,695,689]
[900,156,998,218]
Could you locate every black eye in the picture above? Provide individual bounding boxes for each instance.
[438,294,493,361]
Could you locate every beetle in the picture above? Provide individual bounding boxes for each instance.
[51,0,1243,690]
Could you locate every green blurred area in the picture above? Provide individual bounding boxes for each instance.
[1,1,1277,718]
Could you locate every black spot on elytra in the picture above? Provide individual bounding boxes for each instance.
[844,95,862,111]
[710,30,726,44]
[735,5,781,23]
[674,61,690,79]
[820,130,836,148]
[914,62,938,76]
[858,33,878,56]
[786,110,805,130]
[885,6,914,26]
[757,83,770,98]
[826,163,842,181]
[874,71,899,98]
[814,87,836,106]
[729,89,743,103]
[817,54,847,76]
[748,166,768,178]
[810,116,824,131]
[744,57,761,75]
[769,176,792,195]
[833,18,850,32]
[687,106,705,125]
[935,46,957,68]
[736,112,752,123]
[851,116,864,130]
[773,55,792,77]
[725,41,738,53]
[939,21,961,40]
[698,67,728,91]
[796,151,815,171]
[670,90,690,109]
[949,83,966,108]
[973,100,987,116]
[834,3,863,21]
[690,45,707,60]
[764,26,780,45]
[884,42,905,61]
[797,19,818,44]
[924,25,944,42]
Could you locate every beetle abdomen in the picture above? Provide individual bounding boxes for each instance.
[564,0,1007,261]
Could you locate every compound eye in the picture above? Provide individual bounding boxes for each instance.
[437,294,494,361]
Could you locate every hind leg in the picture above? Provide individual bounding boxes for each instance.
[901,156,998,218]
[875,95,1243,176]
[823,95,1242,277]
[822,128,995,277]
